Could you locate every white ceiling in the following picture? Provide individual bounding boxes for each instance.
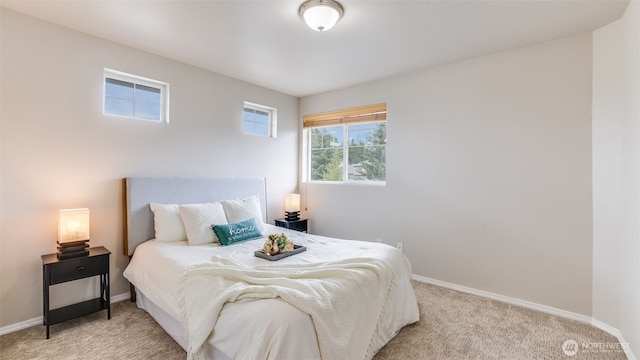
[2,0,629,97]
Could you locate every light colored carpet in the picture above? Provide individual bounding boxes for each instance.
[0,281,626,359]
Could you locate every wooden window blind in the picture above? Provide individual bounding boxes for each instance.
[303,103,386,128]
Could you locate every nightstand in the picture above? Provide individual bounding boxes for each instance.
[275,218,308,233]
[41,246,111,339]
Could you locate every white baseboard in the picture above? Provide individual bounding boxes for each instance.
[0,317,42,337]
[0,292,130,336]
[412,275,636,360]
[111,292,130,303]
[411,274,592,322]
[591,319,636,360]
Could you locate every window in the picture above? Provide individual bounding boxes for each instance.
[243,102,277,137]
[304,103,386,183]
[103,69,169,122]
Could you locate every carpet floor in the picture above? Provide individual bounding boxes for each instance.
[0,281,626,359]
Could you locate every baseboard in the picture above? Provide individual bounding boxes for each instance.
[111,292,130,303]
[591,319,636,360]
[412,275,636,360]
[0,292,130,336]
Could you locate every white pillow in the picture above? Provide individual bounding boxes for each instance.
[149,203,187,242]
[178,202,228,245]
[222,195,265,232]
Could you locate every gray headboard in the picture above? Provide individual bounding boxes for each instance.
[123,177,267,256]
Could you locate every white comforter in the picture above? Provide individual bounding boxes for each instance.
[124,224,419,360]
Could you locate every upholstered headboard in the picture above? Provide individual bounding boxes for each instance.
[122,177,267,256]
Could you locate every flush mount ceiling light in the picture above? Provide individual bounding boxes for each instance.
[299,0,344,32]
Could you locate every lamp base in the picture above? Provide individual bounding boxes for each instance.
[57,241,90,259]
[57,249,89,259]
[285,211,300,221]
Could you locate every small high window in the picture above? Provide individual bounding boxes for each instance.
[103,69,169,123]
[243,102,277,137]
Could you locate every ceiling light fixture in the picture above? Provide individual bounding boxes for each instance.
[299,0,344,32]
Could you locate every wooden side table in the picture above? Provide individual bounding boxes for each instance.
[42,246,111,338]
[275,218,308,233]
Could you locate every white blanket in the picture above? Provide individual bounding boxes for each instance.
[123,224,420,359]
[180,255,394,360]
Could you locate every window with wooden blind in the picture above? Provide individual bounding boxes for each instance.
[303,103,386,183]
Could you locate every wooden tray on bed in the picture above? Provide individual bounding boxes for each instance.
[255,244,306,261]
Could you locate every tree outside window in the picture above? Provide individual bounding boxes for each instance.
[309,122,386,182]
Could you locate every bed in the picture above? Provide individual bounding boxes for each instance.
[121,177,419,360]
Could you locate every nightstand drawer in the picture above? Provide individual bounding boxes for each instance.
[275,218,308,233]
[49,255,108,285]
[286,220,307,232]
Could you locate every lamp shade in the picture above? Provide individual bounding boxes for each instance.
[299,0,344,32]
[284,194,301,212]
[58,208,90,243]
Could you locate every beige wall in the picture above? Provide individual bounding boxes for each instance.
[0,10,299,328]
[593,0,640,355]
[300,33,594,315]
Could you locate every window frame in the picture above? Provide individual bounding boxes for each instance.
[103,68,169,123]
[243,101,277,138]
[303,103,387,185]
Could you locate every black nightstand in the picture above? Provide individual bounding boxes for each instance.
[41,246,111,339]
[275,218,308,233]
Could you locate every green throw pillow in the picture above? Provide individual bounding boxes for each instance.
[212,218,263,246]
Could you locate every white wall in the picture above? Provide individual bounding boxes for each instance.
[593,0,640,355]
[300,33,594,315]
[0,10,299,328]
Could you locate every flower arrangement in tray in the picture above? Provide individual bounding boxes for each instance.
[255,233,306,261]
[263,233,295,256]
